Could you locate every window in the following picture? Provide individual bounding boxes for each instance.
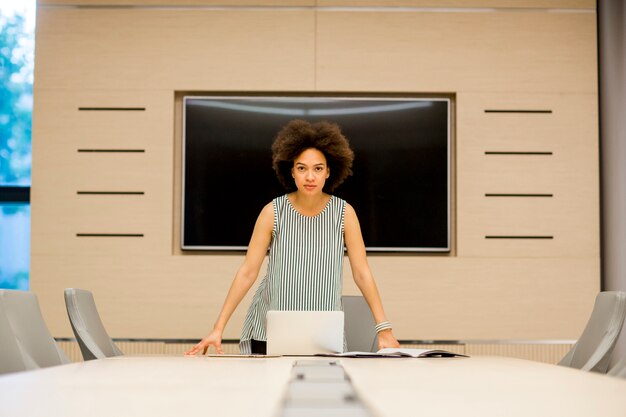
[0,1,35,290]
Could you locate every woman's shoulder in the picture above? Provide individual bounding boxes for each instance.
[257,202,275,221]
[328,194,349,210]
[266,195,289,217]
[342,201,356,216]
[272,194,289,203]
[271,194,289,209]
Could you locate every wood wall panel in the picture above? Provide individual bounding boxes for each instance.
[38,1,315,5]
[316,10,596,93]
[459,196,598,258]
[317,1,594,8]
[31,90,173,148]
[456,93,599,257]
[38,1,594,7]
[464,343,574,364]
[457,93,598,150]
[343,257,599,341]
[34,8,315,91]
[33,253,263,339]
[36,252,598,340]
[31,90,175,257]
[31,5,600,346]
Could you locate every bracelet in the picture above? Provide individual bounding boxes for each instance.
[375,321,392,333]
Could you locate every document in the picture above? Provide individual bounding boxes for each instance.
[317,347,467,358]
[202,354,281,358]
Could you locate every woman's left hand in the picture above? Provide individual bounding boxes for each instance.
[377,329,400,349]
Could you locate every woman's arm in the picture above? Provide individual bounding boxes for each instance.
[184,203,274,355]
[344,203,400,349]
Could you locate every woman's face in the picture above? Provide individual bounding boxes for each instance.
[291,148,330,195]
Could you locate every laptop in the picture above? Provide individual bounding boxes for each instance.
[266,310,344,355]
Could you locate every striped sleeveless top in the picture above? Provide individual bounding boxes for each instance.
[239,194,346,354]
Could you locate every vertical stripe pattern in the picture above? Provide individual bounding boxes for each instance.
[239,194,346,354]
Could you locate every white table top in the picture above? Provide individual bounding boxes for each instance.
[1,355,625,417]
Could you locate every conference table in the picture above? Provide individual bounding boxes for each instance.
[1,355,625,416]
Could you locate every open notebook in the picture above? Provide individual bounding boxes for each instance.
[318,347,467,358]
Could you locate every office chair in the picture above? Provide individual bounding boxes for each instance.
[607,354,626,379]
[0,289,70,369]
[342,295,378,352]
[0,300,31,374]
[558,291,626,373]
[64,288,123,360]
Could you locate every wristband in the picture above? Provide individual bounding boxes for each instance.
[375,321,392,333]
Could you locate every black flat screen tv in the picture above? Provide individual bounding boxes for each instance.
[182,96,450,252]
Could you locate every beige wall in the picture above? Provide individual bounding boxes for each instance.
[32,1,599,344]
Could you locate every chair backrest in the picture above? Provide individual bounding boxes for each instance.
[64,288,123,360]
[0,290,70,369]
[608,354,626,379]
[342,295,378,352]
[558,291,626,373]
[0,300,29,374]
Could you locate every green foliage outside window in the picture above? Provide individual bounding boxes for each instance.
[1,10,33,186]
[1,5,34,290]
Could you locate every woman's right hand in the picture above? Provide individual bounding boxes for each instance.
[184,329,224,355]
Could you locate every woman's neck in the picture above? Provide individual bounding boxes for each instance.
[288,192,330,216]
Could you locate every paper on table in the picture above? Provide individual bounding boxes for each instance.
[317,347,467,358]
[202,354,281,358]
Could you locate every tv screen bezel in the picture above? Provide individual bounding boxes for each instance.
[181,95,451,253]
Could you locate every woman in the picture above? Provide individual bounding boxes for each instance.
[185,119,399,355]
